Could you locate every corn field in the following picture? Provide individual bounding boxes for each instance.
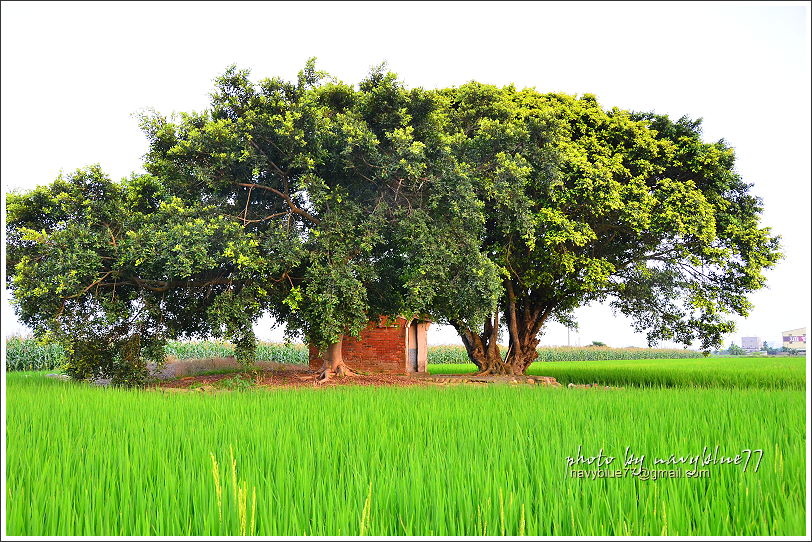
[5,338,705,372]
[426,345,704,364]
[4,338,310,371]
[165,341,310,365]
[4,338,67,371]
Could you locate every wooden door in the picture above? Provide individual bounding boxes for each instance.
[407,321,418,372]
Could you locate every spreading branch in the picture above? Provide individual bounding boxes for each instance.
[235,182,320,225]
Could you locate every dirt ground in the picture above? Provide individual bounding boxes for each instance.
[149,364,431,391]
[145,358,571,392]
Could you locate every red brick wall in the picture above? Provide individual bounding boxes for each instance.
[309,316,409,374]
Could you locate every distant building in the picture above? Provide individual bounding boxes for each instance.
[741,336,761,352]
[781,327,806,351]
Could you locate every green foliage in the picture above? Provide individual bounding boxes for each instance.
[6,166,261,385]
[7,339,710,371]
[165,340,310,364]
[726,342,746,356]
[254,342,308,364]
[62,333,153,387]
[5,61,781,381]
[438,84,781,361]
[137,60,500,351]
[6,372,805,535]
[779,346,803,355]
[163,341,234,359]
[213,374,256,391]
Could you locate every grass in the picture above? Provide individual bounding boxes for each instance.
[5,364,807,536]
[429,357,807,390]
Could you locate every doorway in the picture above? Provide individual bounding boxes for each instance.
[407,321,418,372]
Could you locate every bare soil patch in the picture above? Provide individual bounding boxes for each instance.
[149,364,430,391]
[146,357,567,391]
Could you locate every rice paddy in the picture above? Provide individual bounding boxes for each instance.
[4,355,808,536]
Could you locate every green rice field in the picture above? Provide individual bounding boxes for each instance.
[4,356,807,536]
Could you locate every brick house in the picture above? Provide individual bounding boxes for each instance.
[309,316,431,374]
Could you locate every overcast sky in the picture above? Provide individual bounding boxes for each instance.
[2,1,809,348]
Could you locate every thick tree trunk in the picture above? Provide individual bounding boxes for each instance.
[504,333,541,373]
[451,283,558,376]
[452,314,524,375]
[475,354,527,375]
[316,338,356,382]
[503,280,553,374]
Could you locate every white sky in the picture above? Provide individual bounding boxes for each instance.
[1,1,810,348]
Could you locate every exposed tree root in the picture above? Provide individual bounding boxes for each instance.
[315,362,358,384]
[472,366,525,376]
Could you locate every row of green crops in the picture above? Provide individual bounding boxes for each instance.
[429,357,807,390]
[4,338,310,371]
[6,372,806,536]
[165,341,310,365]
[6,339,703,371]
[427,345,704,364]
[3,338,66,371]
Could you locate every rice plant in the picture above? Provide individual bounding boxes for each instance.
[5,371,806,536]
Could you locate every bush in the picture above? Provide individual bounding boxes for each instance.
[61,333,162,387]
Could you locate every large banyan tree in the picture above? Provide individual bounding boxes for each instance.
[6,61,780,383]
[438,83,781,374]
[6,61,499,384]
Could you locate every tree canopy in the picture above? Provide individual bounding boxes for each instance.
[438,84,781,373]
[5,61,781,383]
[7,61,500,382]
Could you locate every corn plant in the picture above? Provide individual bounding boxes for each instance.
[5,338,311,371]
[4,338,65,371]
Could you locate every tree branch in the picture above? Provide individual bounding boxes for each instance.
[234,182,320,225]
